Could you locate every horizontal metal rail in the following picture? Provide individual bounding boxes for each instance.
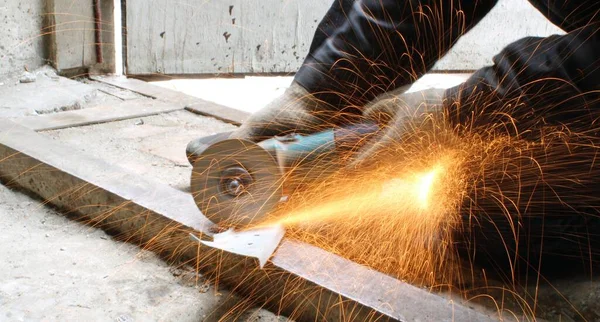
[0,120,496,321]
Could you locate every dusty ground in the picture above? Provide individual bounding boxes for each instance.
[0,69,288,321]
[0,66,148,117]
[0,184,286,322]
[43,110,236,192]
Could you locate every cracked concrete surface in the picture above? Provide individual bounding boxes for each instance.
[0,66,148,117]
[0,184,287,322]
[0,74,288,321]
[43,110,236,192]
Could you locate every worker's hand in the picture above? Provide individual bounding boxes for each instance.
[228,81,337,142]
[186,81,338,164]
[350,88,447,169]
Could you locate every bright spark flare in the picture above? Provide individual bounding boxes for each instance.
[268,163,445,227]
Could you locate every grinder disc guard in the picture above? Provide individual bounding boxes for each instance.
[191,139,283,226]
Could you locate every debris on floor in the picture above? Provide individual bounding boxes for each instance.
[0,179,288,321]
[43,110,236,191]
[0,70,290,321]
[0,66,148,117]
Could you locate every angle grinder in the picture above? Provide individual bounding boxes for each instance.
[187,123,379,227]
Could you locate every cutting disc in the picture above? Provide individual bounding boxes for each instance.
[191,139,283,226]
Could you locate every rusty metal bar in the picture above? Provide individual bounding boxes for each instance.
[93,0,103,64]
[0,120,497,321]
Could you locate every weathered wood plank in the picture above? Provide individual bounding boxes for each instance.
[0,119,497,322]
[46,0,116,74]
[12,100,182,131]
[125,0,332,75]
[91,75,249,124]
[46,0,96,71]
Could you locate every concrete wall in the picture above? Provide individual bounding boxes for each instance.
[126,0,565,75]
[0,0,47,78]
[0,0,117,79]
[46,0,95,74]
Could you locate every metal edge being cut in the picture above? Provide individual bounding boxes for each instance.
[193,224,287,269]
[191,139,283,227]
[0,119,498,322]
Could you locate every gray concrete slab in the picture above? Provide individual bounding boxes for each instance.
[125,0,562,75]
[45,0,96,72]
[0,66,124,117]
[0,184,285,322]
[43,110,236,191]
[13,99,183,131]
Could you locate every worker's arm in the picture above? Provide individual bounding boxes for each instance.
[351,21,600,169]
[295,0,499,110]
[443,22,600,135]
[230,0,498,141]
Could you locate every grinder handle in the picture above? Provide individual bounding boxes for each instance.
[258,122,380,159]
[333,122,381,151]
[258,122,381,172]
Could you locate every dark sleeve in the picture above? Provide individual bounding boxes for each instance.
[294,0,498,110]
[308,0,356,54]
[527,0,600,33]
[443,22,600,135]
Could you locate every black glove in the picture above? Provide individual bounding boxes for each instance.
[186,81,339,163]
[228,81,344,142]
[350,88,447,169]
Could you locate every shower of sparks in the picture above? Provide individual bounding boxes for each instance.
[272,163,446,227]
[248,119,474,289]
[6,2,600,320]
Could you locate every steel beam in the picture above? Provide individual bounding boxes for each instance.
[0,120,497,321]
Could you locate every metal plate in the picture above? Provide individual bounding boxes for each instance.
[191,139,282,226]
[191,224,286,268]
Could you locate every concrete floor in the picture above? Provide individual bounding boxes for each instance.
[0,184,284,322]
[0,67,288,321]
[0,66,142,117]
[44,110,236,192]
